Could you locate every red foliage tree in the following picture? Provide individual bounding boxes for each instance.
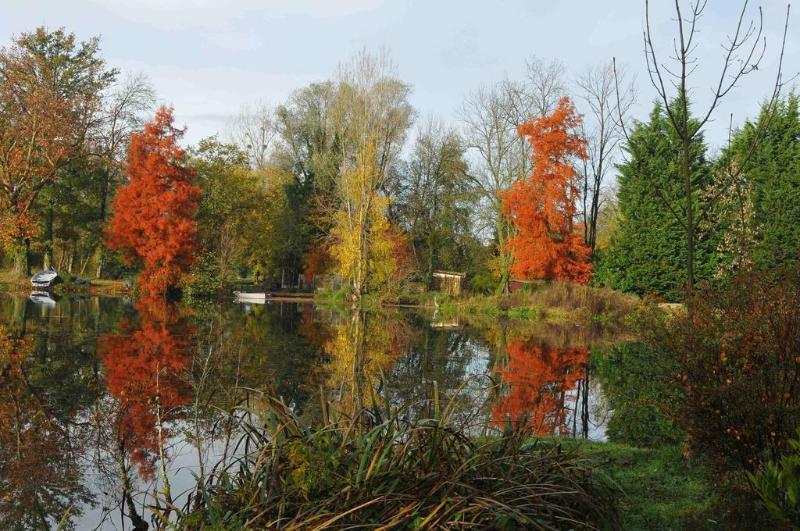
[99,298,192,478]
[501,97,591,284]
[492,340,588,435]
[105,106,201,297]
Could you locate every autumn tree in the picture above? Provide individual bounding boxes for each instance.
[0,27,116,276]
[105,107,201,297]
[501,97,591,284]
[327,50,413,303]
[461,57,566,293]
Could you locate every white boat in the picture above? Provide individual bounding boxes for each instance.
[234,291,269,304]
[31,269,60,288]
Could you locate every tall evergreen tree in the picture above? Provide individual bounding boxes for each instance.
[598,102,719,300]
[717,94,800,272]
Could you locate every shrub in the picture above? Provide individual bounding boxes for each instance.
[526,282,637,322]
[180,394,619,529]
[642,268,800,472]
[749,430,800,527]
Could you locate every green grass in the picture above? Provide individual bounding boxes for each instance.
[560,439,717,530]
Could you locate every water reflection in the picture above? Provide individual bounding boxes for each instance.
[0,293,619,529]
[99,298,193,525]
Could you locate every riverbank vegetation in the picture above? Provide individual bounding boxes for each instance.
[179,395,619,529]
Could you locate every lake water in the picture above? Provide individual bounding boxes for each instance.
[0,292,620,530]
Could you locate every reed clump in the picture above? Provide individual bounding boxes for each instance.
[180,393,619,529]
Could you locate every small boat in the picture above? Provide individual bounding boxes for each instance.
[234,291,270,304]
[31,269,60,289]
[30,291,57,307]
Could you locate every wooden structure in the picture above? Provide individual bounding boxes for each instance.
[508,279,538,293]
[432,270,466,296]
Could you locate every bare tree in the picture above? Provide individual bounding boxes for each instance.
[525,56,567,118]
[576,62,634,254]
[229,100,276,170]
[619,0,791,292]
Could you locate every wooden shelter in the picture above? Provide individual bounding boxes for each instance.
[432,270,466,296]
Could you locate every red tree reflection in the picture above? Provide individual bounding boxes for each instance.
[99,298,192,479]
[492,341,588,435]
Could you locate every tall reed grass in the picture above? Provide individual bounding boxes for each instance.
[179,391,619,529]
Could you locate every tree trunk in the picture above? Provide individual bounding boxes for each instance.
[425,239,435,289]
[13,239,31,278]
[684,139,695,293]
[95,247,105,279]
[43,203,54,270]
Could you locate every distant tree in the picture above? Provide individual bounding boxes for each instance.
[391,119,473,286]
[190,137,263,291]
[229,100,276,170]
[502,97,591,284]
[0,27,116,276]
[329,141,411,297]
[242,165,311,286]
[105,107,201,297]
[326,50,413,304]
[576,62,633,254]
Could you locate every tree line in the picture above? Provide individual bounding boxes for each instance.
[0,0,795,303]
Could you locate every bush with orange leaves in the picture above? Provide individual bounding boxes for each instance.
[641,268,800,472]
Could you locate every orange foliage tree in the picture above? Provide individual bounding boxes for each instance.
[99,298,192,478]
[0,28,116,276]
[105,106,200,297]
[492,340,588,435]
[501,97,591,284]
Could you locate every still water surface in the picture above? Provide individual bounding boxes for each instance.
[0,293,619,529]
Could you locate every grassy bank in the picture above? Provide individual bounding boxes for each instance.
[0,269,129,296]
[564,440,716,530]
[414,282,637,325]
[314,282,639,325]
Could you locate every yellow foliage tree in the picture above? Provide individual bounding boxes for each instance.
[329,140,403,302]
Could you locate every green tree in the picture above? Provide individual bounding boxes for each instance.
[391,120,473,286]
[189,138,264,292]
[598,102,719,301]
[716,94,800,273]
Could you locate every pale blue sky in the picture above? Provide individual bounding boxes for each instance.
[2,0,797,148]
